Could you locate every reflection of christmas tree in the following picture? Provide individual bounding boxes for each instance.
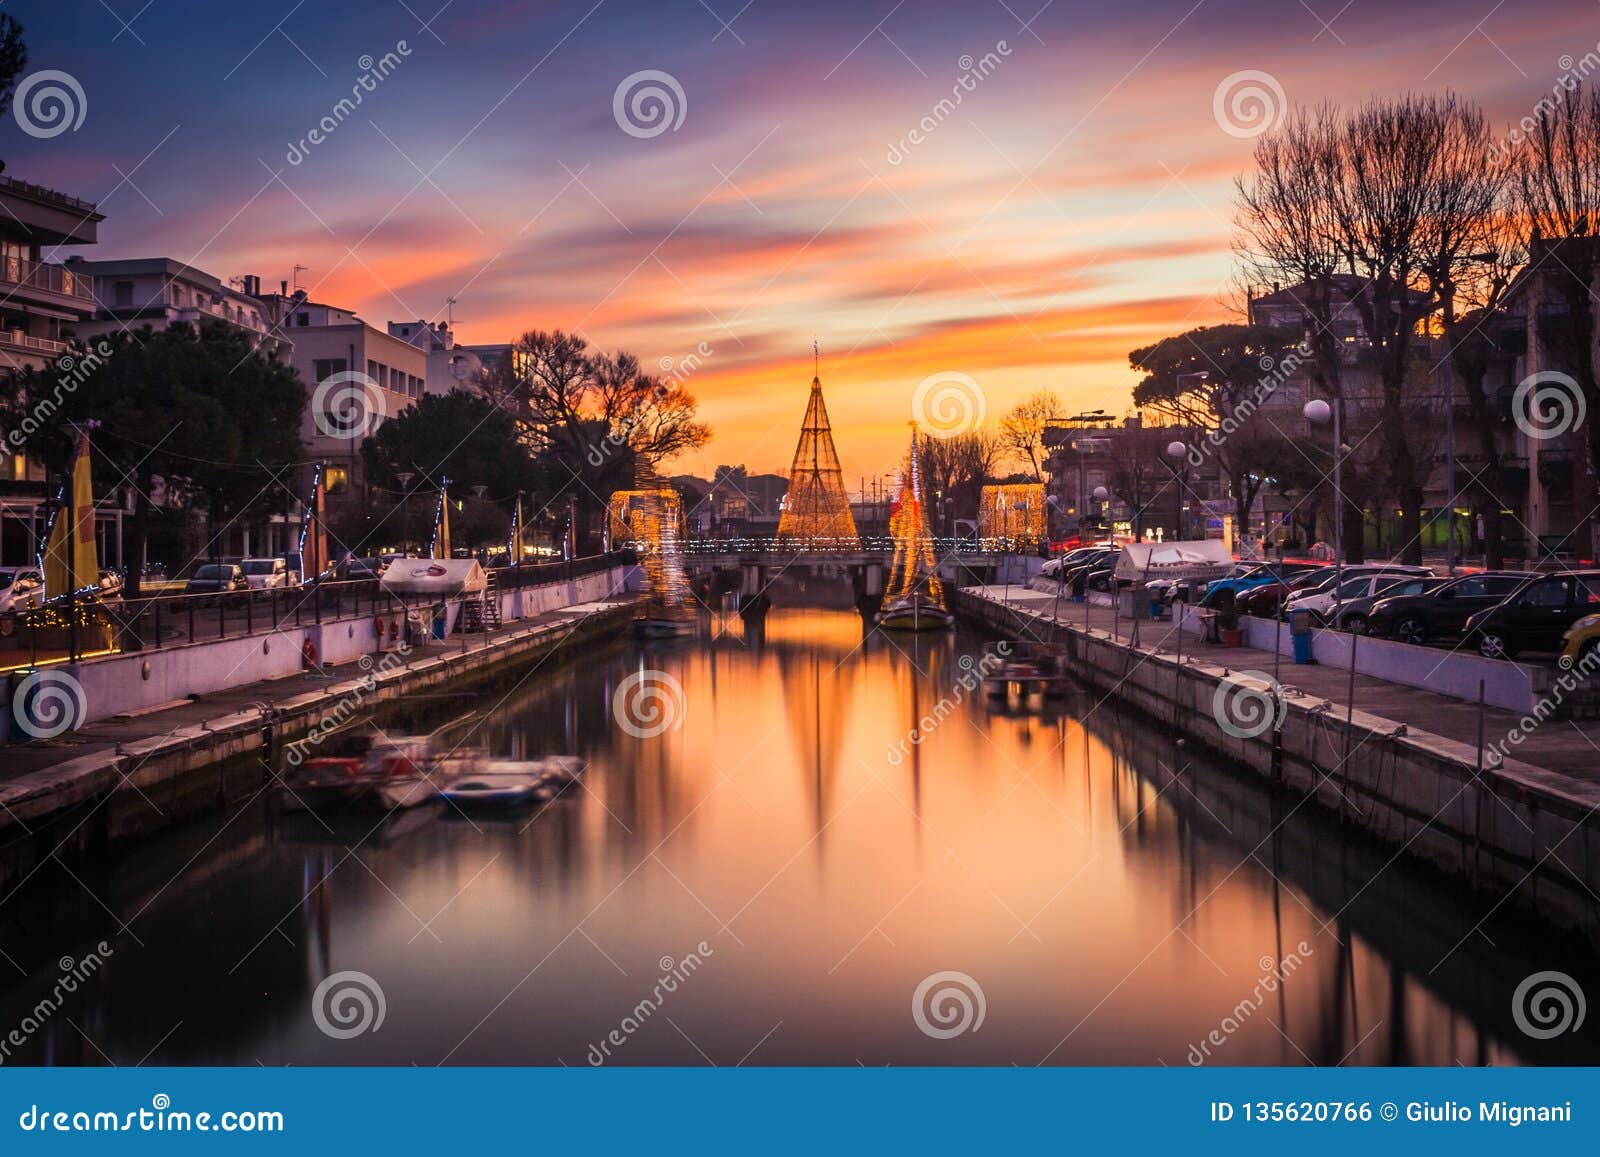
[886,426,945,608]
[631,461,689,611]
[776,374,859,548]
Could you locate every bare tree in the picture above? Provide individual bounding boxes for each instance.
[1514,83,1600,560]
[1235,106,1369,561]
[1000,389,1064,479]
[922,430,1002,531]
[480,329,711,550]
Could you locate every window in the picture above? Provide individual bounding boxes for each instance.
[112,281,134,307]
[1449,576,1488,598]
[1579,577,1600,604]
[1523,578,1571,608]
[324,465,350,494]
[1486,576,1527,595]
[367,359,379,384]
[313,358,346,382]
[296,312,310,326]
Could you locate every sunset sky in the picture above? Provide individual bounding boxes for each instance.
[6,0,1593,478]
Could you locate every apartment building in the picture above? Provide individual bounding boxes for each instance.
[0,176,127,569]
[68,261,291,359]
[387,319,483,394]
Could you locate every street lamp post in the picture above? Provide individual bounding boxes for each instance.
[1303,398,1343,592]
[1165,440,1189,540]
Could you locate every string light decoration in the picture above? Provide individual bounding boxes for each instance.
[978,483,1045,546]
[774,365,859,549]
[885,425,945,608]
[623,463,690,611]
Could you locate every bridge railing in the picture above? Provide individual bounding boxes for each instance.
[620,536,1047,556]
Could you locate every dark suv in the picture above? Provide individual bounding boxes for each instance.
[1465,571,1600,659]
[1366,571,1536,645]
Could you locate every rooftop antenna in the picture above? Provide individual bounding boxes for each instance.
[446,297,457,328]
[813,337,819,379]
[291,264,309,292]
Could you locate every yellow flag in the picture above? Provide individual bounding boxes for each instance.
[43,432,98,599]
[432,487,451,560]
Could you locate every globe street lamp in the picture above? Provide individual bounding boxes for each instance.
[1165,440,1189,540]
[1303,398,1342,591]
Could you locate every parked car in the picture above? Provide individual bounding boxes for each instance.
[1464,571,1600,659]
[1201,561,1323,608]
[240,557,297,590]
[1059,549,1119,593]
[1560,614,1600,670]
[341,556,388,581]
[0,568,44,613]
[185,563,249,596]
[1040,543,1116,577]
[1240,568,1337,618]
[1285,567,1434,622]
[1366,571,1537,645]
[1330,575,1445,633]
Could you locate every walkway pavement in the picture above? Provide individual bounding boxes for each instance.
[3,596,640,783]
[971,586,1600,782]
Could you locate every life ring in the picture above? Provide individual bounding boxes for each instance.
[301,638,318,668]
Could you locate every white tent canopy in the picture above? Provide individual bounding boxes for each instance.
[379,557,487,596]
[1113,540,1234,585]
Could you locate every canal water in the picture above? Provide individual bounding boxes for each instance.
[3,591,1598,1066]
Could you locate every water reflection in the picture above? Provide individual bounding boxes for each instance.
[1,599,1597,1067]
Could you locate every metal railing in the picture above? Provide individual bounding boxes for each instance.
[0,255,94,301]
[615,536,1042,556]
[0,552,638,665]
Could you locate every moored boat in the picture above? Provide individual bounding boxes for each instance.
[876,594,954,632]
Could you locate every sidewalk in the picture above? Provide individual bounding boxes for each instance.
[2,596,640,784]
[973,586,1600,783]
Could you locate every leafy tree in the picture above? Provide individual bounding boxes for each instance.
[358,389,547,553]
[1130,324,1299,539]
[4,322,306,596]
[0,15,26,172]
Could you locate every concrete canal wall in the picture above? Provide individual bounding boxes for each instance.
[954,588,1600,947]
[0,568,642,890]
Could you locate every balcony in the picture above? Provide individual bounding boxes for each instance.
[0,329,67,357]
[0,255,95,308]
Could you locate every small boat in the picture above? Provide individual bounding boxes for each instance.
[876,594,954,632]
[437,754,586,807]
[634,616,696,639]
[278,724,467,812]
[440,777,548,805]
